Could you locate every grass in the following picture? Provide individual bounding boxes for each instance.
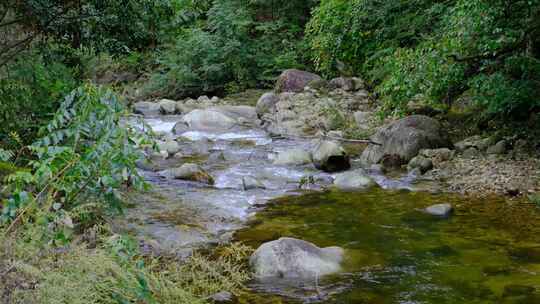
[0,223,253,304]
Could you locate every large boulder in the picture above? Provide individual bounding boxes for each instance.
[333,169,377,191]
[275,69,322,93]
[182,109,237,131]
[273,148,312,166]
[210,106,257,122]
[158,99,177,115]
[250,237,344,279]
[133,101,160,116]
[360,115,452,165]
[312,140,350,172]
[163,163,214,185]
[256,92,279,117]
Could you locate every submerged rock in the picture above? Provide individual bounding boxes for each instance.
[503,284,536,298]
[273,148,312,166]
[208,291,236,303]
[333,169,377,190]
[133,101,160,116]
[360,115,452,165]
[275,69,322,93]
[164,163,214,185]
[312,140,350,172]
[424,203,453,217]
[242,176,265,190]
[250,237,344,279]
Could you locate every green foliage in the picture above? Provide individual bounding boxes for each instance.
[0,49,80,146]
[146,0,315,98]
[307,0,450,77]
[307,0,540,117]
[5,0,180,54]
[1,85,152,242]
[0,225,251,304]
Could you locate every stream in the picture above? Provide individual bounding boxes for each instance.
[122,115,540,303]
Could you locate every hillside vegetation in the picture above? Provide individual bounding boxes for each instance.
[0,1,539,303]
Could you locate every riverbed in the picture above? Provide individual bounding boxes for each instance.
[123,115,540,303]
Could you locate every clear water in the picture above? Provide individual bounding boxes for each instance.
[235,189,540,304]
[125,116,540,303]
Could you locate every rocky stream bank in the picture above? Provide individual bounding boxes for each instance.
[124,69,540,303]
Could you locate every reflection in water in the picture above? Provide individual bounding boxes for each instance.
[124,117,540,303]
[235,189,540,303]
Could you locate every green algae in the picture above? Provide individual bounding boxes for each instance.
[235,188,540,303]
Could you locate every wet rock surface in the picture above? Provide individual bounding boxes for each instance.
[250,237,344,279]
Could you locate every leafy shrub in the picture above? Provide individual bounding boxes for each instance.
[0,50,79,146]
[1,85,152,241]
[306,0,450,77]
[145,0,314,98]
[307,0,540,118]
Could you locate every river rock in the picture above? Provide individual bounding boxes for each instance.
[360,115,452,165]
[208,291,236,303]
[463,147,480,159]
[312,140,350,172]
[419,148,454,165]
[164,163,214,185]
[172,121,190,135]
[182,109,237,131]
[273,148,312,165]
[133,101,160,116]
[503,284,536,298]
[455,136,492,152]
[275,69,322,93]
[242,176,265,190]
[333,169,377,190]
[256,92,279,118]
[424,203,453,217]
[352,77,366,90]
[487,140,507,155]
[197,95,210,103]
[158,99,177,114]
[354,111,374,130]
[158,140,180,156]
[407,156,433,174]
[329,77,354,91]
[250,237,344,279]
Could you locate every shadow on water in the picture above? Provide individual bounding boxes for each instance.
[235,188,540,304]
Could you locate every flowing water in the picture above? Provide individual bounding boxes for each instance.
[124,116,540,303]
